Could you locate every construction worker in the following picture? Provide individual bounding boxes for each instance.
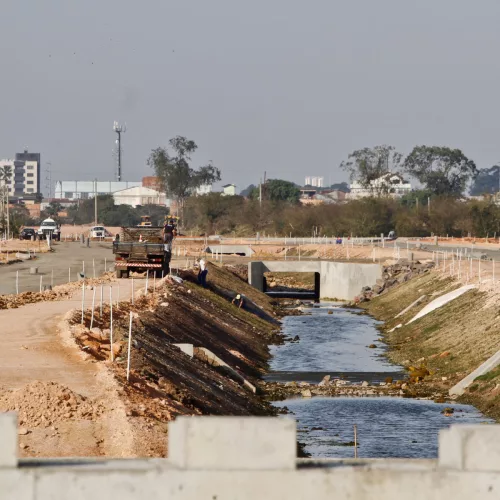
[198,258,208,288]
[163,218,177,252]
[232,294,244,309]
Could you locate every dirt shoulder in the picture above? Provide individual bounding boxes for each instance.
[360,269,500,420]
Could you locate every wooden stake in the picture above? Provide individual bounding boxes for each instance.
[354,425,358,459]
[127,312,133,382]
[110,287,114,362]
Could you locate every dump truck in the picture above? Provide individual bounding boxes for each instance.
[113,226,171,278]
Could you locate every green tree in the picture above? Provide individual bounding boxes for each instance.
[240,184,256,198]
[469,165,500,196]
[250,179,301,204]
[340,145,403,187]
[404,146,477,196]
[148,136,221,217]
[45,201,63,218]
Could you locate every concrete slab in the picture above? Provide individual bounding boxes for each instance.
[440,425,500,471]
[407,285,475,324]
[173,344,194,358]
[450,348,500,396]
[0,413,17,467]
[168,417,297,470]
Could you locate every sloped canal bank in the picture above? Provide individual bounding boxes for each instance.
[268,303,492,459]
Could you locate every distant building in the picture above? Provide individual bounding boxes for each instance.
[0,149,41,197]
[348,173,411,199]
[305,176,324,188]
[142,176,162,191]
[222,184,237,196]
[113,186,168,208]
[195,184,213,195]
[15,149,41,196]
[54,181,142,200]
[299,188,347,205]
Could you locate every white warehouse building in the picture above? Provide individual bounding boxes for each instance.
[55,180,142,200]
[113,186,169,208]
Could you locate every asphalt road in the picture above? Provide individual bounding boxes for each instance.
[0,241,114,295]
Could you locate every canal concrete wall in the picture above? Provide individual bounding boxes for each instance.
[2,413,500,499]
[248,261,382,300]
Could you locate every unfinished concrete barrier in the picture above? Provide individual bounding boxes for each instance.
[2,414,500,498]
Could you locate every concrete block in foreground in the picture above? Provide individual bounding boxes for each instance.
[0,413,18,467]
[168,417,296,470]
[439,425,500,471]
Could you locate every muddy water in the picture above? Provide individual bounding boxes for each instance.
[271,303,492,459]
[268,304,404,383]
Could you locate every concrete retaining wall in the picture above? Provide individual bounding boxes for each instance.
[2,414,500,498]
[248,261,382,300]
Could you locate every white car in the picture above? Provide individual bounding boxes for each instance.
[89,226,106,238]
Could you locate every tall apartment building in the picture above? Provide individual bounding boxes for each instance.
[0,150,41,197]
[305,176,324,188]
[14,149,41,196]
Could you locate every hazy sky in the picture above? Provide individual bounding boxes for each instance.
[2,0,500,194]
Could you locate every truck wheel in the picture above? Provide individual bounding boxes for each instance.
[116,269,122,279]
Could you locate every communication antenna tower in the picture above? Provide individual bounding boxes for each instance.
[113,121,126,181]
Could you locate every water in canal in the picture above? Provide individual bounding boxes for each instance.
[271,303,493,459]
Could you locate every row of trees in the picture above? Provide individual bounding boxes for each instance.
[183,193,500,238]
[340,144,481,196]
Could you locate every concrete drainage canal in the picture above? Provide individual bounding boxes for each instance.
[267,303,492,459]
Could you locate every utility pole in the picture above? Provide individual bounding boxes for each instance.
[5,184,9,240]
[113,121,126,181]
[45,162,52,201]
[259,178,262,207]
[94,179,98,225]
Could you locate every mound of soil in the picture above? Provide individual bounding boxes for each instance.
[0,381,104,428]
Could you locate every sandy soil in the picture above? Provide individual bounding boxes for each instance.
[0,280,141,458]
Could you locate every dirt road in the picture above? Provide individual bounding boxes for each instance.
[0,241,112,294]
[0,279,139,458]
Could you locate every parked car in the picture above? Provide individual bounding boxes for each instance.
[89,226,106,238]
[19,228,36,240]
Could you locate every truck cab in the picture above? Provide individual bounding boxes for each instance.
[37,218,61,241]
[138,216,153,227]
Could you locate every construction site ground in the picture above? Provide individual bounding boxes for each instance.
[2,236,498,460]
[0,238,284,459]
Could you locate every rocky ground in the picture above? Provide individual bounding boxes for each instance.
[261,376,446,402]
[352,259,436,304]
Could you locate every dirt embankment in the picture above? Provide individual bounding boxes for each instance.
[63,263,283,457]
[360,268,500,419]
[0,273,115,310]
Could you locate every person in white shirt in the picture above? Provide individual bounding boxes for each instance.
[198,258,208,288]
